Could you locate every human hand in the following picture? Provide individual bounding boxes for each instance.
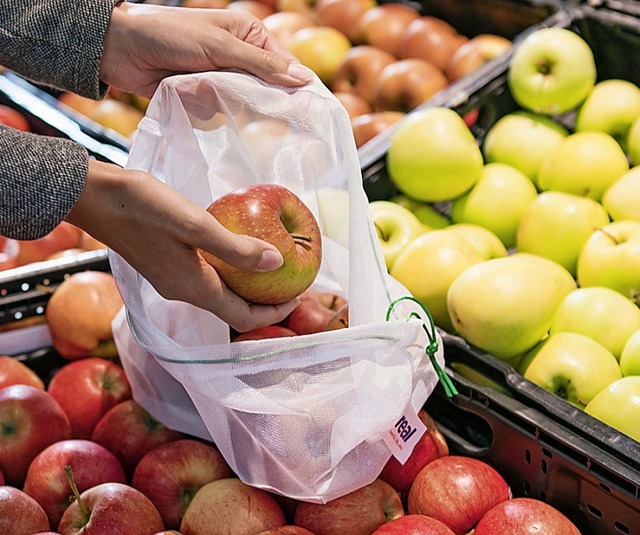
[65,160,301,332]
[99,2,312,98]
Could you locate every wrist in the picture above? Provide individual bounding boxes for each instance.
[100,1,131,88]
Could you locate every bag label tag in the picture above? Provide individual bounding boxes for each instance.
[382,409,427,465]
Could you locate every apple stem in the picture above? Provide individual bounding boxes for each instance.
[35,283,55,295]
[64,465,90,522]
[373,222,389,241]
[597,227,620,244]
[291,233,313,243]
[536,59,552,75]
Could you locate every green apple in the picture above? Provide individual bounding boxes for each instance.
[447,254,576,360]
[389,194,451,229]
[524,332,622,408]
[537,131,629,202]
[451,163,538,248]
[517,337,547,376]
[626,115,640,166]
[390,229,485,332]
[585,376,640,442]
[516,191,610,276]
[369,200,426,271]
[602,166,640,222]
[387,107,484,202]
[507,28,596,115]
[575,79,640,149]
[303,187,350,249]
[550,287,640,359]
[443,223,507,259]
[620,330,640,376]
[577,220,640,303]
[482,110,568,186]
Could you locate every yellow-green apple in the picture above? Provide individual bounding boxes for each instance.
[201,184,322,305]
[45,270,123,360]
[442,224,507,259]
[331,45,397,106]
[58,481,164,535]
[287,25,352,84]
[283,288,347,334]
[550,287,640,359]
[524,332,622,408]
[90,399,185,476]
[359,3,420,57]
[482,110,568,187]
[47,358,132,439]
[372,515,456,534]
[602,166,640,221]
[180,478,286,535]
[132,439,233,530]
[379,410,449,500]
[474,498,581,535]
[306,186,350,248]
[369,200,426,270]
[451,163,538,248]
[627,115,640,165]
[258,528,315,535]
[391,229,486,332]
[577,220,640,303]
[17,221,82,266]
[233,325,298,341]
[387,107,483,202]
[276,0,316,16]
[373,58,449,113]
[315,0,376,44]
[537,131,629,202]
[262,11,317,47]
[446,34,511,83]
[294,479,404,535]
[620,330,640,376]
[0,356,44,390]
[407,456,511,535]
[575,79,640,148]
[226,0,275,18]
[516,191,610,276]
[0,486,51,535]
[351,111,405,148]
[585,376,640,442]
[447,254,576,359]
[507,28,596,115]
[333,91,372,118]
[22,439,127,528]
[389,195,451,229]
[398,16,468,72]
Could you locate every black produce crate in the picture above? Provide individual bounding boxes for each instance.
[426,371,640,535]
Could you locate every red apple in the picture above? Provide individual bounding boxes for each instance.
[407,456,511,535]
[44,271,123,360]
[474,497,581,535]
[373,59,448,113]
[57,482,164,535]
[0,237,19,271]
[446,34,511,83]
[276,0,317,17]
[17,222,82,265]
[258,528,316,535]
[0,104,31,131]
[22,439,127,529]
[91,399,185,476]
[326,302,349,330]
[180,478,286,535]
[315,0,376,44]
[263,11,317,47]
[233,325,298,341]
[0,486,51,534]
[201,184,322,305]
[294,479,404,535]
[226,0,275,19]
[379,409,449,499]
[47,357,132,439]
[331,45,397,106]
[372,514,455,534]
[333,91,372,118]
[0,355,45,390]
[132,439,233,530]
[359,4,420,57]
[283,288,348,334]
[350,111,405,148]
[153,532,182,535]
[0,385,72,487]
[0,468,3,485]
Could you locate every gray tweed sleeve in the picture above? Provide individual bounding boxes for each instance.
[0,0,120,99]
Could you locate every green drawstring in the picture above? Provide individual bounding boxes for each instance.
[386,296,458,398]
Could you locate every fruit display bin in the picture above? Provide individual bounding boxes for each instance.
[426,369,640,535]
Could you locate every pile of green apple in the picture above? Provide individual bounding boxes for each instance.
[370,27,640,443]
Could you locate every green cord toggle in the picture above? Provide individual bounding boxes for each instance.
[386,296,458,398]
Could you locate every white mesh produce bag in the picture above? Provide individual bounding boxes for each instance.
[110,70,445,503]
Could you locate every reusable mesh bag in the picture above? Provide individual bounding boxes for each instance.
[111,70,445,503]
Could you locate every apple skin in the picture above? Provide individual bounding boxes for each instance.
[315,0,375,44]
[17,222,83,266]
[45,270,123,360]
[407,456,511,535]
[0,355,45,390]
[0,104,31,131]
[389,195,450,229]
[57,482,164,535]
[294,478,405,535]
[333,91,372,118]
[371,514,456,535]
[359,4,420,57]
[91,398,185,476]
[507,28,596,115]
[585,376,640,442]
[257,528,315,535]
[22,439,127,529]
[283,288,347,335]
[474,497,581,535]
[87,98,144,138]
[351,111,405,149]
[446,34,511,83]
[276,0,316,16]
[620,330,640,376]
[262,11,317,48]
[0,486,51,535]
[47,357,132,439]
[442,224,507,260]
[233,325,298,341]
[201,184,322,306]
[132,439,233,530]
[226,0,275,19]
[627,115,640,166]
[0,385,72,487]
[602,166,640,222]
[180,478,286,535]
